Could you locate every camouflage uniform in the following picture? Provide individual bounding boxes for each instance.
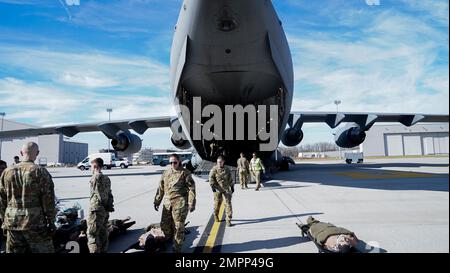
[209,166,233,223]
[236,157,250,189]
[0,164,4,248]
[306,216,355,246]
[87,173,114,253]
[154,167,196,253]
[0,161,56,253]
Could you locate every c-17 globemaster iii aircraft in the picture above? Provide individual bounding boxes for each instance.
[0,0,448,171]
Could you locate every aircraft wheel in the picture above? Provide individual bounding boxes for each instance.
[280,160,290,171]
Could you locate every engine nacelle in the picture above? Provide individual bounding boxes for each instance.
[170,117,191,150]
[335,126,366,148]
[183,152,202,172]
[281,128,304,147]
[111,131,142,154]
[171,134,192,150]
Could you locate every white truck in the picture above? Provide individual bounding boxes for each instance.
[344,152,364,164]
[77,153,116,171]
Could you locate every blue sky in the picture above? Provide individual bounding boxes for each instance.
[0,0,448,153]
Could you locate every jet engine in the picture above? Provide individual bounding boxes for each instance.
[183,152,202,172]
[111,131,142,154]
[171,134,192,150]
[335,125,366,148]
[170,117,191,150]
[281,128,304,147]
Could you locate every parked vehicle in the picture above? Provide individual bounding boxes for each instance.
[152,152,192,166]
[116,158,130,169]
[77,153,116,171]
[345,152,364,164]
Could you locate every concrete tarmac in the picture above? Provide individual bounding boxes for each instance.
[49,156,448,253]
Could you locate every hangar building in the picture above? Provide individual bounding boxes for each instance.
[0,119,88,166]
[362,123,449,157]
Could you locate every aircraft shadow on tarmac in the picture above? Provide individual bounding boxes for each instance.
[233,213,323,226]
[220,236,310,252]
[262,181,312,190]
[108,229,144,253]
[295,162,449,169]
[52,171,164,180]
[219,237,388,253]
[272,163,449,192]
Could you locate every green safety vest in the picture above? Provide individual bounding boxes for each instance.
[250,158,265,171]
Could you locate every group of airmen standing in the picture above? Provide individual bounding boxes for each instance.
[0,141,267,253]
[0,142,114,253]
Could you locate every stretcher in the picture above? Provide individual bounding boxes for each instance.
[296,222,366,253]
[296,222,337,253]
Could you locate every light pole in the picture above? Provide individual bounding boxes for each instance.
[334,100,342,159]
[0,112,5,160]
[334,100,342,113]
[106,108,113,152]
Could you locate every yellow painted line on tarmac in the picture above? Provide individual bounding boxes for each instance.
[335,171,438,179]
[203,202,225,253]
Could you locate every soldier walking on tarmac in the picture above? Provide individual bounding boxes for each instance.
[237,153,250,189]
[154,153,196,253]
[209,156,234,227]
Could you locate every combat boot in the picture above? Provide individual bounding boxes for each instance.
[214,214,220,222]
[173,243,182,253]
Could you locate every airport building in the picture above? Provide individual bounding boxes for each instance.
[362,123,449,157]
[0,119,88,166]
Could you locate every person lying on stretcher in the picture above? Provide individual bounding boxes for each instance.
[123,222,193,253]
[300,216,359,253]
[122,224,168,253]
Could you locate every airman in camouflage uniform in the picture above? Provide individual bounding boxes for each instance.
[0,160,7,248]
[0,160,6,175]
[209,156,234,227]
[87,158,114,253]
[236,153,249,189]
[154,154,196,253]
[0,142,56,253]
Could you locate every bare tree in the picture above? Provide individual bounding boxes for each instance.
[299,142,339,152]
[279,147,299,157]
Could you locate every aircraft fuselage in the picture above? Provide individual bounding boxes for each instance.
[170,0,294,165]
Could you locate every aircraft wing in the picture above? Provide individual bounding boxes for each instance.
[288,112,449,130]
[0,116,173,139]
